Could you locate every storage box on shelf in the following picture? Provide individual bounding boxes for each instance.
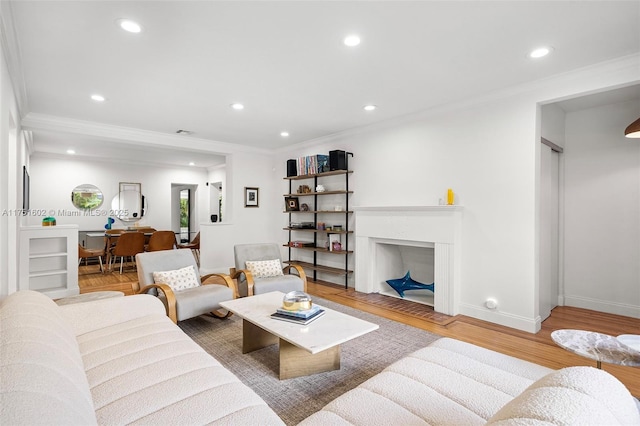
[283,165,353,288]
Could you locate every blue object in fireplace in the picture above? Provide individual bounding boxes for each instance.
[386,271,434,298]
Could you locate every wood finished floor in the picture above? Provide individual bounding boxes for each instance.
[78,265,640,396]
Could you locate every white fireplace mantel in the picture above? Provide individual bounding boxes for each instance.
[354,206,462,315]
[353,205,463,212]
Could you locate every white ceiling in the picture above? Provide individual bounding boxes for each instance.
[8,1,640,168]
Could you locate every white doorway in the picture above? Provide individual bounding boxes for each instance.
[171,183,198,243]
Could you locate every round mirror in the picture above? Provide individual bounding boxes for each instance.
[71,184,104,210]
[111,193,147,222]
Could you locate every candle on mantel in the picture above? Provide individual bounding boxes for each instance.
[447,189,454,205]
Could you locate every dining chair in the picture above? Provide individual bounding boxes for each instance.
[177,231,200,265]
[104,229,126,266]
[78,244,105,273]
[110,231,145,274]
[147,231,176,251]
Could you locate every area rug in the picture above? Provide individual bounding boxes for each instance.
[178,297,441,425]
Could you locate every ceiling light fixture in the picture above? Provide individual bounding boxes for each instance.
[343,35,361,47]
[91,94,105,102]
[280,131,290,137]
[231,103,244,110]
[66,149,76,155]
[529,46,552,59]
[117,19,142,33]
[189,162,195,166]
[363,104,377,111]
[624,117,640,138]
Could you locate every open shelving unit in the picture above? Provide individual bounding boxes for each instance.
[19,225,79,298]
[283,167,353,288]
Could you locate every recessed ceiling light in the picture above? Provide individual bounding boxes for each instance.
[343,35,361,47]
[363,104,377,111]
[188,162,195,166]
[231,103,244,110]
[66,149,75,155]
[529,46,552,59]
[280,131,290,137]
[91,94,105,102]
[117,19,142,33]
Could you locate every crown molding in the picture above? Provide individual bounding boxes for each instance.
[277,53,640,154]
[0,1,29,117]
[31,150,211,172]
[21,113,273,156]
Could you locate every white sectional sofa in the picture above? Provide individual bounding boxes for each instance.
[0,290,284,425]
[300,337,640,425]
[2,290,639,426]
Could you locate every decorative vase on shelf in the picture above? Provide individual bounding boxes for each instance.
[42,217,56,226]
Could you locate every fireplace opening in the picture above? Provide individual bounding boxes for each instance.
[376,242,435,306]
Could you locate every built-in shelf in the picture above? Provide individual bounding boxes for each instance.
[20,225,78,299]
[29,252,68,259]
[29,269,68,278]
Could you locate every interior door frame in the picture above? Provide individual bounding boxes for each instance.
[540,137,564,320]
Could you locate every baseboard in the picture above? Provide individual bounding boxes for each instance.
[458,302,541,333]
[563,295,640,319]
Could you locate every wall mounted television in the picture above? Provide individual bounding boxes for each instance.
[22,166,29,214]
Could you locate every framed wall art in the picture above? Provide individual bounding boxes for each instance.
[244,187,259,207]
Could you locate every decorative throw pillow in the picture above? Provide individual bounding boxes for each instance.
[245,259,284,278]
[152,265,199,292]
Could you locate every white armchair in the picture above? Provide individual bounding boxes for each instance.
[231,243,307,297]
[136,249,238,323]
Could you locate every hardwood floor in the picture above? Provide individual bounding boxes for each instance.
[78,266,640,396]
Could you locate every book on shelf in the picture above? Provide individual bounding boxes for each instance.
[270,309,325,325]
[296,154,330,175]
[276,305,321,318]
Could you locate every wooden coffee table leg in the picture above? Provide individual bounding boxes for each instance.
[279,339,340,380]
[242,319,278,353]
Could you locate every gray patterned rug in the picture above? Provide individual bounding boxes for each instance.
[179,297,441,425]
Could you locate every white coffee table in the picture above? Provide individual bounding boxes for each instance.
[220,291,379,379]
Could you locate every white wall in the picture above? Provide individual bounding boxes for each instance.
[563,99,640,317]
[541,103,567,147]
[0,15,28,298]
[200,151,280,273]
[278,95,540,330]
[28,155,209,232]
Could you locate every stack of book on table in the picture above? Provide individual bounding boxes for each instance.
[270,305,325,325]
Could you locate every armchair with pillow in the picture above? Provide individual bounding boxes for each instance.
[231,243,307,297]
[136,249,238,323]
